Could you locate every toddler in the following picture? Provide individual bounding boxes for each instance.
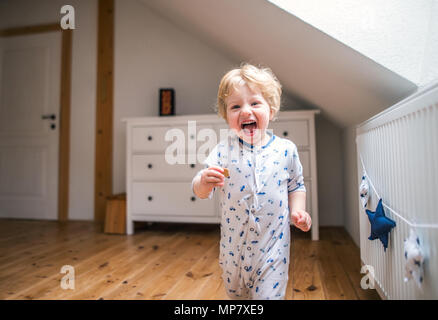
[192,64,311,300]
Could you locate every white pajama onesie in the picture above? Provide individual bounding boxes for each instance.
[193,131,306,300]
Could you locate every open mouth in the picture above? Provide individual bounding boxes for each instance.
[240,120,258,136]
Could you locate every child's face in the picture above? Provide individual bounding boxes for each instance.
[225,82,274,145]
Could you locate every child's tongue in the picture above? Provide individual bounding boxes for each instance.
[242,122,257,135]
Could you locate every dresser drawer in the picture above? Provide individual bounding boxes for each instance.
[132,124,220,153]
[131,182,215,217]
[132,126,171,152]
[132,155,204,181]
[270,120,309,147]
[171,124,217,155]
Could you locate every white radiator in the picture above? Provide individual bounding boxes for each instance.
[356,81,438,299]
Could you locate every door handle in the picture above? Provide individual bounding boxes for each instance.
[41,114,56,120]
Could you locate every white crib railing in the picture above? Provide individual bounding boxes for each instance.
[356,81,438,299]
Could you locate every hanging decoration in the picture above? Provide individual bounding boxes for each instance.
[357,152,437,291]
[359,173,370,208]
[365,199,396,252]
[404,228,425,289]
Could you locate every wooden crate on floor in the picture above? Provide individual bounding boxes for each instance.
[104,193,126,234]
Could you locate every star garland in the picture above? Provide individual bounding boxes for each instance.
[357,153,436,290]
[365,198,396,252]
[404,228,425,289]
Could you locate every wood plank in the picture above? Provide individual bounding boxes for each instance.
[146,235,218,300]
[0,220,379,300]
[326,227,380,300]
[94,0,114,223]
[0,23,60,37]
[132,233,217,300]
[316,228,358,299]
[0,222,96,269]
[36,231,180,300]
[102,232,207,299]
[165,243,219,299]
[104,196,126,234]
[186,249,229,300]
[2,233,123,299]
[288,234,325,299]
[58,28,72,221]
[0,220,80,248]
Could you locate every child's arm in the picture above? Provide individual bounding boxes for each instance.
[193,166,225,199]
[288,191,312,232]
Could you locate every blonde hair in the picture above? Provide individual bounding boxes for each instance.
[217,63,282,120]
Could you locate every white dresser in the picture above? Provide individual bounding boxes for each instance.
[124,110,320,240]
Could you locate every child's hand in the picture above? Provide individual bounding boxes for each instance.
[200,166,225,191]
[291,210,312,232]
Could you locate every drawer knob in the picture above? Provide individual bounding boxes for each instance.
[148,163,153,169]
[147,135,153,141]
[191,196,196,202]
[147,196,153,201]
[190,164,195,168]
[283,131,288,137]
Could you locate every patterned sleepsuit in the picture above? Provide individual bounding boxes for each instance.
[193,131,306,300]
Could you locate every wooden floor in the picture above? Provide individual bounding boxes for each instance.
[0,219,380,300]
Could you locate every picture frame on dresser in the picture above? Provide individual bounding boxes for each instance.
[123,110,320,240]
[159,88,175,116]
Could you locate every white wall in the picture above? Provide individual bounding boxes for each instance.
[342,126,360,245]
[315,115,344,226]
[268,0,438,86]
[419,0,438,86]
[0,0,97,221]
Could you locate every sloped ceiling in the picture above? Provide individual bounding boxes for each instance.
[142,0,417,128]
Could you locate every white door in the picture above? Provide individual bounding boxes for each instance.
[0,31,61,220]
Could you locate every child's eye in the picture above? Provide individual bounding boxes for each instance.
[230,105,240,110]
[251,102,259,106]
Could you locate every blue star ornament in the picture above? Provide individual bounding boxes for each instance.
[365,199,396,251]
